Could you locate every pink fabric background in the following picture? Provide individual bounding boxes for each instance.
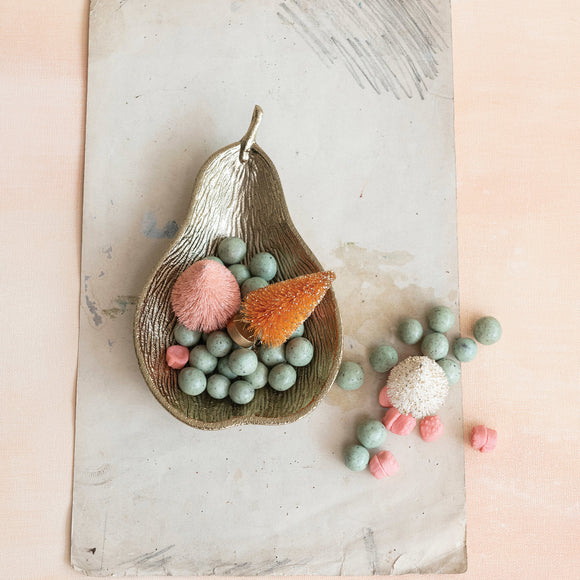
[1,1,578,578]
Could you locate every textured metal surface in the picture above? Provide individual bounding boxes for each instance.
[134,108,343,430]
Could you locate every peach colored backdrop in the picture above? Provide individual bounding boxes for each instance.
[1,1,578,579]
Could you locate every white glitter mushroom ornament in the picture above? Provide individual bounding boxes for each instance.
[386,355,449,419]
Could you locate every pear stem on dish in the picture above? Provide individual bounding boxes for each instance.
[239,105,263,163]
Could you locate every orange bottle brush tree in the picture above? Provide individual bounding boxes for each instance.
[241,270,336,348]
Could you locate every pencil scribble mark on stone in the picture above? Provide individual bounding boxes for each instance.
[120,544,176,573]
[211,557,303,576]
[363,527,378,574]
[278,0,447,99]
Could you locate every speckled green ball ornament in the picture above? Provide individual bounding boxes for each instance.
[356,419,387,449]
[228,348,259,376]
[268,363,297,391]
[473,316,502,345]
[427,306,455,333]
[229,380,255,404]
[398,318,423,345]
[436,358,461,385]
[217,355,238,380]
[421,332,449,360]
[228,263,251,285]
[217,236,246,265]
[369,345,398,373]
[249,252,278,281]
[336,361,364,390]
[240,276,268,299]
[344,444,370,472]
[174,323,201,347]
[258,344,286,367]
[453,337,477,362]
[188,345,218,374]
[285,337,314,367]
[206,374,231,399]
[288,323,304,339]
[205,330,233,358]
[178,367,207,396]
[245,362,269,389]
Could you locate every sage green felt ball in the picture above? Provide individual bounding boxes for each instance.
[336,361,364,390]
[228,263,251,285]
[241,276,268,299]
[369,345,398,373]
[356,419,387,449]
[217,355,238,380]
[204,255,224,265]
[398,318,423,345]
[421,332,449,360]
[249,252,277,281]
[206,374,231,399]
[188,345,218,374]
[229,380,255,405]
[268,363,297,392]
[289,323,304,339]
[258,344,286,367]
[217,237,246,265]
[285,337,314,367]
[178,367,207,396]
[436,358,461,385]
[344,444,370,472]
[206,330,233,358]
[245,362,268,389]
[453,337,478,362]
[427,306,455,333]
[173,323,201,347]
[473,316,502,345]
[228,348,259,376]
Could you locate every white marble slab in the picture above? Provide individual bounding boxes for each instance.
[72,0,466,574]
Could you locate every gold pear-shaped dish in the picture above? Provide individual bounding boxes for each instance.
[134,106,343,430]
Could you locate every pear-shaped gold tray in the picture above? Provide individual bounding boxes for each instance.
[134,106,343,430]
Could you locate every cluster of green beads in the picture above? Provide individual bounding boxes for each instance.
[333,305,501,393]
[334,346,397,393]
[394,306,459,384]
[395,307,501,385]
[172,237,315,405]
[344,418,388,471]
